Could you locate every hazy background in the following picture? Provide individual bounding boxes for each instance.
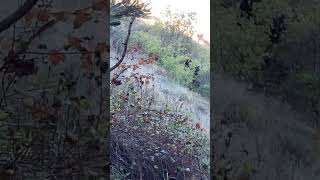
[147,0,210,41]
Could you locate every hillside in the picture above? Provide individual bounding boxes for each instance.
[213,73,320,179]
[110,15,210,179]
[212,0,320,179]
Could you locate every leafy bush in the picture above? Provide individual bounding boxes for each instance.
[130,22,210,96]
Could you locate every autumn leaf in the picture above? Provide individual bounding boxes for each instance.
[132,64,139,71]
[111,78,122,86]
[95,42,107,56]
[138,58,145,65]
[24,8,39,25]
[48,50,65,65]
[73,10,92,29]
[0,39,15,53]
[81,52,93,71]
[37,8,50,22]
[118,64,129,69]
[32,109,50,119]
[92,0,108,11]
[24,8,51,24]
[67,36,83,50]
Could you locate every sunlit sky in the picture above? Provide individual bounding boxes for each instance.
[146,0,210,41]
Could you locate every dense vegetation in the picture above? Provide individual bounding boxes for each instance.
[129,11,210,97]
[212,1,320,180]
[213,0,320,121]
[110,1,210,179]
[0,0,109,179]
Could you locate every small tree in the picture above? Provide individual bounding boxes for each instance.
[110,0,150,72]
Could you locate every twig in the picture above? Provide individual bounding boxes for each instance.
[110,17,135,71]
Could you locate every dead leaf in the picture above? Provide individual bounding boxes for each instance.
[32,109,50,119]
[132,64,139,71]
[95,42,107,55]
[68,36,82,50]
[81,52,93,71]
[37,8,50,22]
[48,50,65,65]
[196,123,201,129]
[92,0,108,11]
[24,8,39,25]
[0,39,14,53]
[111,78,122,86]
[138,58,145,65]
[73,11,92,29]
[118,64,129,69]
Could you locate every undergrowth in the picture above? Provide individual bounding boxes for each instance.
[110,71,209,179]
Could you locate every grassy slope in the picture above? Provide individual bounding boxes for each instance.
[110,20,210,179]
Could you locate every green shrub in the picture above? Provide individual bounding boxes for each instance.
[130,23,210,96]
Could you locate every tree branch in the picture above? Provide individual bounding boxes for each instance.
[0,0,39,34]
[110,17,135,72]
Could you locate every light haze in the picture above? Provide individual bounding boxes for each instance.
[147,0,210,41]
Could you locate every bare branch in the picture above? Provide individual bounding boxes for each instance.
[0,0,39,34]
[110,17,135,72]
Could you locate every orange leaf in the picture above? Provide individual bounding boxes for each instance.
[118,64,128,69]
[92,0,108,11]
[48,50,65,65]
[73,11,92,29]
[95,42,107,55]
[138,58,145,65]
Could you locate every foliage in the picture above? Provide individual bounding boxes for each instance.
[213,0,320,116]
[129,18,210,96]
[0,0,109,179]
[110,73,209,179]
[110,0,151,26]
